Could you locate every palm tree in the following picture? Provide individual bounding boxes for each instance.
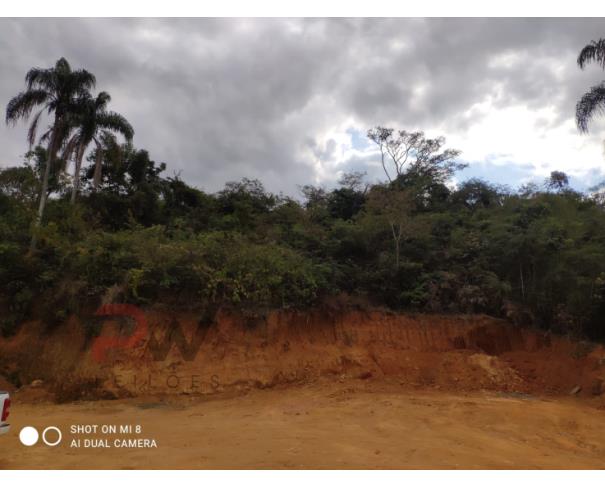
[5,57,96,248]
[63,91,134,203]
[576,39,605,132]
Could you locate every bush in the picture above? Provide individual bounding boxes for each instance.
[40,226,331,310]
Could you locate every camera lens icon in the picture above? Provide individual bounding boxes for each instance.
[19,426,38,446]
[42,426,62,446]
[19,426,62,446]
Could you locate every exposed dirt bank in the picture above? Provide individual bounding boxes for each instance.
[1,309,605,401]
[3,309,605,468]
[2,380,605,469]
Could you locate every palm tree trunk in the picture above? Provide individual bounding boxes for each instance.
[70,145,84,204]
[92,147,103,191]
[30,125,59,251]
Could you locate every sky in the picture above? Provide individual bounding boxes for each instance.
[2,18,605,196]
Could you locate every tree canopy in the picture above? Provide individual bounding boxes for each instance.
[2,56,605,344]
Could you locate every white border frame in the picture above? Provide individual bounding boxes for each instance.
[2,0,605,18]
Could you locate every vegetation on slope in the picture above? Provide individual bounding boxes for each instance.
[3,45,605,341]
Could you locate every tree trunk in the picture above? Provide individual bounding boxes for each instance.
[92,147,103,191]
[30,127,59,251]
[70,145,84,205]
[380,146,392,183]
[391,222,402,268]
[519,263,525,301]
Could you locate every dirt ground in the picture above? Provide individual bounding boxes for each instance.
[3,379,605,469]
[3,310,605,468]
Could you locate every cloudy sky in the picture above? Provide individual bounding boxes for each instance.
[2,18,605,195]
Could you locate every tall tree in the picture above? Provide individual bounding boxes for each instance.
[367,127,463,184]
[5,57,96,248]
[362,185,418,268]
[545,171,570,192]
[63,91,134,203]
[576,39,605,132]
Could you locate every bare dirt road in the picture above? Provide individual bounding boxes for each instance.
[2,380,605,469]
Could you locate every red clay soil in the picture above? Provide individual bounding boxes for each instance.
[1,308,604,401]
[4,309,605,469]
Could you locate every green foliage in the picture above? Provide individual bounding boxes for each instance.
[2,83,605,341]
[10,223,331,313]
[2,149,605,340]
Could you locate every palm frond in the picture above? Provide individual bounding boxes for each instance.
[96,111,134,141]
[27,108,45,147]
[95,91,111,110]
[38,127,53,144]
[55,57,72,74]
[98,131,118,148]
[576,82,605,132]
[61,133,82,160]
[39,127,53,145]
[25,67,56,91]
[69,69,96,93]
[5,89,49,124]
[578,39,605,69]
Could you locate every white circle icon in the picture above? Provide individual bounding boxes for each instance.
[42,426,62,446]
[19,426,39,446]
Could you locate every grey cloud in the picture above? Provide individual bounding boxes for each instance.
[1,18,605,194]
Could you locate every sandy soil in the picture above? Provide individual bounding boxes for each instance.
[3,380,605,469]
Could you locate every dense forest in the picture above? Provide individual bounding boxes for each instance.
[3,55,605,341]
